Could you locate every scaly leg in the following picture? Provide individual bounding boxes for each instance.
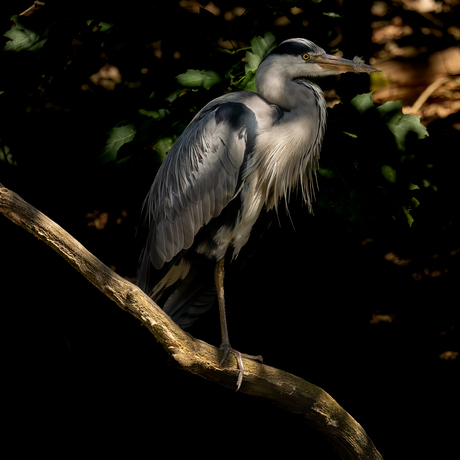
[214,257,263,390]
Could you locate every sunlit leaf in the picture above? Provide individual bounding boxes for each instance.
[377,100,428,151]
[100,124,136,163]
[350,94,428,152]
[350,93,374,114]
[237,32,276,92]
[250,32,276,62]
[176,69,222,90]
[323,12,342,18]
[244,51,261,73]
[244,32,276,74]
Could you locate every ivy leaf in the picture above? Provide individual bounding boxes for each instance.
[176,69,222,90]
[377,101,428,151]
[350,93,374,114]
[237,70,257,92]
[244,32,276,74]
[244,52,260,74]
[4,15,48,52]
[250,32,276,60]
[238,32,276,92]
[351,93,428,151]
[100,124,136,163]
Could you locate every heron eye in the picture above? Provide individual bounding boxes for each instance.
[302,53,311,60]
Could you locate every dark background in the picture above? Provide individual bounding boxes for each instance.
[1,1,458,458]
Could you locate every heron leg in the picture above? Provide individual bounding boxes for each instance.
[214,257,263,390]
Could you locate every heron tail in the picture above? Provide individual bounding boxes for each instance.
[162,265,217,329]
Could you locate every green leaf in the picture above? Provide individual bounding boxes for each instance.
[323,12,342,18]
[376,100,401,117]
[238,32,276,91]
[317,167,335,178]
[100,125,136,163]
[166,88,189,103]
[0,144,17,166]
[237,70,257,92]
[350,93,428,151]
[249,32,276,63]
[4,15,48,52]
[244,51,261,74]
[176,69,222,90]
[402,207,414,226]
[98,22,113,32]
[138,108,169,120]
[350,93,375,114]
[377,100,428,151]
[244,32,276,74]
[408,183,420,190]
[381,165,397,183]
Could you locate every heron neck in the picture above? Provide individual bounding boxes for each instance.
[252,69,327,213]
[256,62,324,112]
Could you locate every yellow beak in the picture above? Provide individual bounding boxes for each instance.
[314,54,380,74]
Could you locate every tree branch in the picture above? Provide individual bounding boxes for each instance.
[0,183,383,460]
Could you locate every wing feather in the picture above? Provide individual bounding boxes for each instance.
[137,94,260,298]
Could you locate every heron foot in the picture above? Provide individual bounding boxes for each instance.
[219,343,263,391]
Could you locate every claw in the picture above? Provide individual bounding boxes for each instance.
[219,345,230,366]
[220,344,263,391]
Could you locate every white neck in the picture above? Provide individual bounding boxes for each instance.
[255,56,324,111]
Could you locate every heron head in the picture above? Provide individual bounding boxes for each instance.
[258,38,380,81]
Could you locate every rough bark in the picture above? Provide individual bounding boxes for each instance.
[0,183,383,460]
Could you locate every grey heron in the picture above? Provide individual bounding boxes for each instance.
[137,38,380,389]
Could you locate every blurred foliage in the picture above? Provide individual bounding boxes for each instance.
[319,93,428,228]
[0,1,434,235]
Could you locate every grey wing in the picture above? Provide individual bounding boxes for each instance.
[137,99,256,294]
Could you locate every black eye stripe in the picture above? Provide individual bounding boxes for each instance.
[269,42,315,57]
[267,39,325,59]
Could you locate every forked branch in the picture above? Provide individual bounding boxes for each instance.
[0,183,383,460]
